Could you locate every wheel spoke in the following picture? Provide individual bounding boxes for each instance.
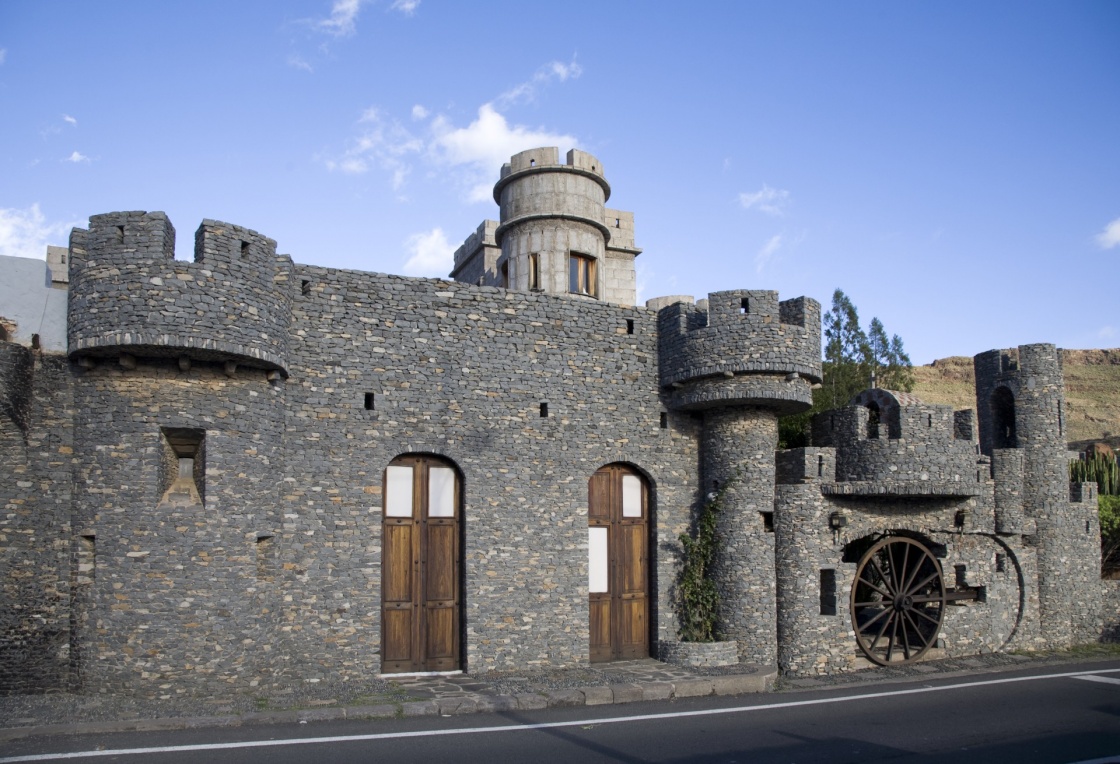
[856,576,892,600]
[869,557,896,596]
[907,569,942,596]
[901,611,927,652]
[900,611,912,659]
[886,545,903,595]
[867,609,894,651]
[858,605,891,634]
[896,542,913,595]
[886,613,899,661]
[910,606,942,626]
[901,545,924,594]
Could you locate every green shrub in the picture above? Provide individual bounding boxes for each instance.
[1101,494,1120,577]
[676,482,730,643]
[1071,454,1119,496]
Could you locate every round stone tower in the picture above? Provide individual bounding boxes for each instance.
[489,147,641,306]
[655,290,821,664]
[974,343,1099,646]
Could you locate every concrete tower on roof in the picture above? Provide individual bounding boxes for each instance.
[450,147,642,305]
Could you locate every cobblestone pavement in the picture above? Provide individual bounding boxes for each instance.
[1,646,1117,742]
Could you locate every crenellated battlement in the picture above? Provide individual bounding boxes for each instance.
[809,390,984,496]
[656,291,821,413]
[67,212,293,374]
[498,147,608,189]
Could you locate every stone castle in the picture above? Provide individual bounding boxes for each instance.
[1,147,1115,695]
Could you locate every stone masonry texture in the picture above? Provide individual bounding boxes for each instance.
[0,148,1112,696]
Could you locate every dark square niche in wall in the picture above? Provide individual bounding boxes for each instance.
[160,427,206,505]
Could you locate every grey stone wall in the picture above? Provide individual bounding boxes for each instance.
[277,267,699,679]
[974,344,1101,648]
[0,352,74,693]
[814,399,984,489]
[701,407,778,665]
[773,453,1034,675]
[1102,580,1120,643]
[2,182,1111,697]
[68,360,286,693]
[67,213,293,373]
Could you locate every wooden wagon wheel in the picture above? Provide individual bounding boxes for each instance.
[850,536,946,665]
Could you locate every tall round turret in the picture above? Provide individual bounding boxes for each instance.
[488,148,640,305]
[974,344,1100,646]
[656,290,821,664]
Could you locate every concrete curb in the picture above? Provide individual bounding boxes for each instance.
[0,667,778,742]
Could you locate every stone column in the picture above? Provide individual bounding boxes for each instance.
[702,406,778,665]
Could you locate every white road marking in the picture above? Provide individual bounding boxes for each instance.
[2,666,1119,762]
[1074,674,1120,686]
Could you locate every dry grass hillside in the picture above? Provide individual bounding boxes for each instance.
[910,349,1120,451]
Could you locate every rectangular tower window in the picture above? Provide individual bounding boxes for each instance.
[240,240,250,258]
[660,412,668,429]
[77,534,96,585]
[626,319,635,335]
[256,535,274,581]
[741,297,750,314]
[540,402,549,418]
[820,569,837,615]
[161,427,206,505]
[501,260,509,288]
[569,253,596,297]
[301,279,311,296]
[528,253,540,290]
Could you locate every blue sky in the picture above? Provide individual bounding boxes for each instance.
[1,1,1117,363]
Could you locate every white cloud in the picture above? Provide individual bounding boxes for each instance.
[62,114,77,126]
[1095,216,1120,249]
[402,227,454,276]
[324,60,580,201]
[753,230,805,273]
[65,151,90,163]
[754,234,783,273]
[316,0,365,37]
[497,57,582,107]
[390,0,420,16]
[429,103,579,201]
[324,109,422,188]
[287,55,314,72]
[0,204,78,260]
[1098,325,1116,340]
[739,184,791,216]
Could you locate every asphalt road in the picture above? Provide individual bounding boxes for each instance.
[3,660,1119,763]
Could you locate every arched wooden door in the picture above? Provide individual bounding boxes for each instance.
[588,464,650,662]
[381,455,460,673]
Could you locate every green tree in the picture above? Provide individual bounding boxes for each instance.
[779,289,914,448]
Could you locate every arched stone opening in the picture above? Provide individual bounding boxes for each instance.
[991,386,1018,449]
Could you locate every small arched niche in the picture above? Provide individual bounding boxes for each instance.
[991,386,1018,449]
